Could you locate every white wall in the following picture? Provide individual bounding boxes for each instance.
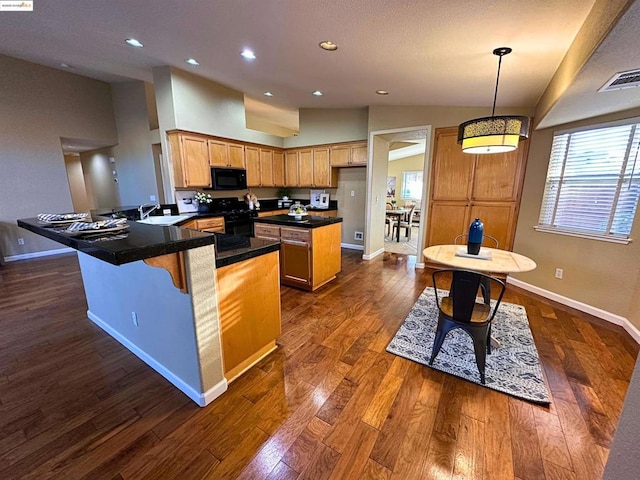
[0,55,117,259]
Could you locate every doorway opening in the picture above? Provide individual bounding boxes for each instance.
[364,125,431,267]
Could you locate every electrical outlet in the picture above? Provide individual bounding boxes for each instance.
[555,268,563,279]
[17,238,24,245]
[350,190,355,197]
[354,231,364,241]
[131,311,139,327]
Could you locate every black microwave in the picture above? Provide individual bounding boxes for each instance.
[210,167,247,190]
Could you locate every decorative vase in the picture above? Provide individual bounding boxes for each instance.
[467,218,484,255]
[197,203,210,213]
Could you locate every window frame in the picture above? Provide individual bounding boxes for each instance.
[400,170,423,201]
[534,117,640,245]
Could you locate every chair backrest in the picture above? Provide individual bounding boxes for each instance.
[386,202,393,210]
[432,269,505,324]
[402,204,416,223]
[453,233,499,248]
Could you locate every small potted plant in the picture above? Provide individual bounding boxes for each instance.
[277,187,291,201]
[194,191,213,212]
[390,198,397,208]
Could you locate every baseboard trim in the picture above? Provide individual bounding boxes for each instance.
[87,310,227,406]
[507,277,640,345]
[363,247,385,260]
[341,243,364,251]
[4,247,75,262]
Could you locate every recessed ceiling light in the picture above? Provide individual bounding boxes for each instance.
[125,38,143,48]
[319,41,338,51]
[185,58,200,66]
[241,49,256,60]
[312,90,324,96]
[59,63,71,68]
[376,90,389,95]
[264,91,274,97]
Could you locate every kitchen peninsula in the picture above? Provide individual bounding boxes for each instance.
[254,214,342,291]
[17,217,281,406]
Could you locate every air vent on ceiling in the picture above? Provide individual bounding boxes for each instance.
[599,69,640,92]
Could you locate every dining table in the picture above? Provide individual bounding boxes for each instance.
[385,209,409,242]
[423,244,536,347]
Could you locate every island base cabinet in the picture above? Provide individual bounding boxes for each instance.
[281,240,311,287]
[215,251,281,382]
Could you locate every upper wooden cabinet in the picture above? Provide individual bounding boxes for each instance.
[273,151,285,186]
[167,132,211,188]
[285,148,313,187]
[330,142,368,167]
[259,148,275,187]
[426,126,529,252]
[245,146,261,187]
[208,139,245,169]
[312,147,338,187]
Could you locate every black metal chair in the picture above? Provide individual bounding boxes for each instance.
[429,269,506,384]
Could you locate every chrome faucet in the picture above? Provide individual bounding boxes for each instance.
[139,203,160,220]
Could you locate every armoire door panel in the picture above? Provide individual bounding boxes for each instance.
[468,203,517,251]
[431,127,473,201]
[472,145,525,201]
[427,202,469,247]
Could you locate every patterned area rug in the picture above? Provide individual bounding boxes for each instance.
[387,287,551,404]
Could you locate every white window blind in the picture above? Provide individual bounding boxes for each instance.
[538,120,640,239]
[401,171,423,200]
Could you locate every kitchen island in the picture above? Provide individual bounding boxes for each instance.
[254,214,342,291]
[17,217,281,406]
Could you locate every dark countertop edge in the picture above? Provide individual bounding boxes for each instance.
[19,217,280,269]
[17,219,217,266]
[253,215,343,228]
[215,241,281,268]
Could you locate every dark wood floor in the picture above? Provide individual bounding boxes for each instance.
[0,250,637,479]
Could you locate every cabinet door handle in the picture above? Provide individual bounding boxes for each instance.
[282,239,308,246]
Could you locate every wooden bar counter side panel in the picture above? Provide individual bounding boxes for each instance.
[215,250,281,380]
[311,221,342,290]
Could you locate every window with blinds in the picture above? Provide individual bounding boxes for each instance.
[401,171,423,200]
[537,120,640,240]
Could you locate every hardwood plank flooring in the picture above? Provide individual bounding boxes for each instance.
[0,251,637,479]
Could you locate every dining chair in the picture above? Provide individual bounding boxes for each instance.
[392,204,416,240]
[385,202,394,236]
[430,269,506,384]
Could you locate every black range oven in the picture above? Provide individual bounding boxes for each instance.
[208,197,257,237]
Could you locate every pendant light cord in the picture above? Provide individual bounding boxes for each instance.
[491,54,503,117]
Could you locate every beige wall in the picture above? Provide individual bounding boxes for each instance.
[79,148,121,209]
[367,136,391,255]
[513,107,640,327]
[335,168,367,247]
[0,55,117,259]
[64,154,92,213]
[284,108,369,148]
[386,154,426,204]
[110,81,159,206]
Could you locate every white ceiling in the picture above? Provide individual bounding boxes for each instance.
[1,0,637,131]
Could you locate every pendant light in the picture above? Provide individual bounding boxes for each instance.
[457,47,530,154]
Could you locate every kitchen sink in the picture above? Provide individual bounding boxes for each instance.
[137,215,193,226]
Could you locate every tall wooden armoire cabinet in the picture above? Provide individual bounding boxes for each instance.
[426,126,529,253]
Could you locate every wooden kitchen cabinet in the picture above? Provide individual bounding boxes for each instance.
[216,250,281,381]
[254,222,341,291]
[313,146,338,187]
[259,148,274,186]
[167,132,211,188]
[181,216,225,233]
[330,141,368,167]
[284,148,313,186]
[273,151,285,186]
[245,146,261,187]
[425,126,528,253]
[208,139,245,169]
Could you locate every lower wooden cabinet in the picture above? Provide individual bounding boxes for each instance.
[181,217,225,233]
[254,222,342,291]
[215,251,281,381]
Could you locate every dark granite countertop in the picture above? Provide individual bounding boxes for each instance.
[17,217,279,267]
[254,214,343,228]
